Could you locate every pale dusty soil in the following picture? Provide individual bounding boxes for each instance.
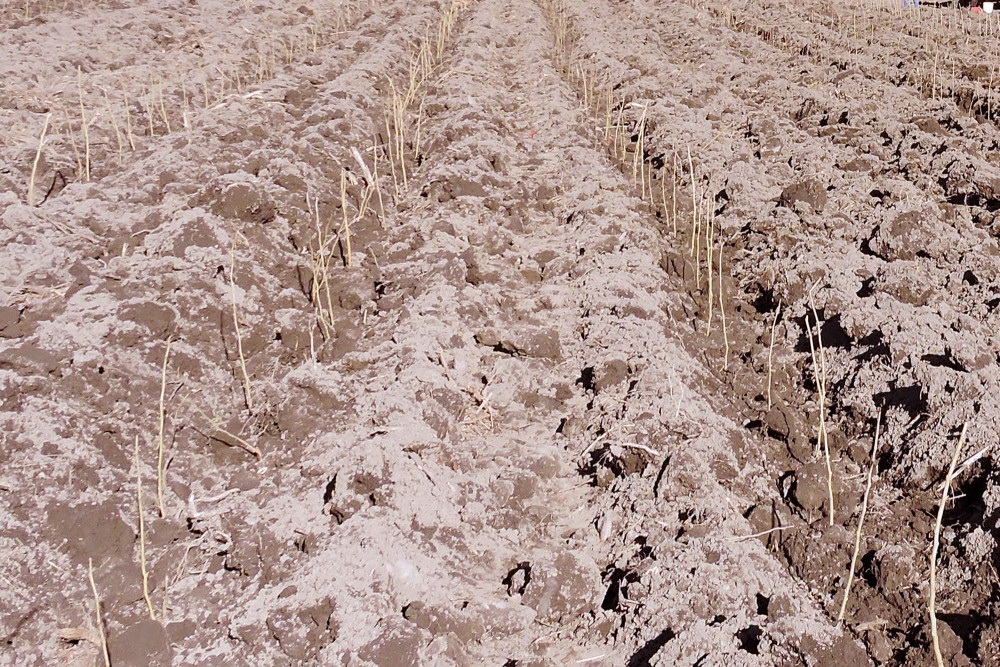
[2,0,1000,665]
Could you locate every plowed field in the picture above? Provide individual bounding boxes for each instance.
[3,0,1000,664]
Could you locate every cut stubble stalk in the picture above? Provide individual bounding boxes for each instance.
[930,422,970,667]
[27,113,51,207]
[156,338,173,518]
[87,559,111,667]
[838,410,881,622]
[805,299,834,527]
[229,249,254,414]
[134,436,156,620]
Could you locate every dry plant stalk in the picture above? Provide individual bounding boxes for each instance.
[123,91,137,151]
[767,302,783,409]
[379,0,467,204]
[658,163,668,221]
[391,83,408,191]
[133,436,156,620]
[156,338,173,518]
[687,148,700,288]
[384,113,400,199]
[413,98,426,170]
[353,143,383,222]
[143,86,155,137]
[157,80,171,133]
[838,410,881,622]
[632,103,648,198]
[930,422,969,667]
[307,191,336,339]
[62,106,84,179]
[369,133,386,223]
[229,249,254,414]
[102,90,124,166]
[717,240,730,369]
[87,559,111,667]
[611,97,626,160]
[204,422,261,459]
[340,170,353,268]
[603,85,614,145]
[77,68,90,182]
[671,153,679,234]
[705,201,715,332]
[27,113,51,207]
[805,296,834,527]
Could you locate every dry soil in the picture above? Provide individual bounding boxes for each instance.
[3,0,1000,665]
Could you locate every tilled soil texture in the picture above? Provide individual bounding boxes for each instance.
[3,0,1000,665]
